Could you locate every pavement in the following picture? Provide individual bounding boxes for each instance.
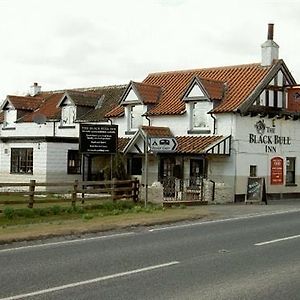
[205,199,300,219]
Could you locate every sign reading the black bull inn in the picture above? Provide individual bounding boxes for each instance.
[249,120,291,153]
[79,124,118,154]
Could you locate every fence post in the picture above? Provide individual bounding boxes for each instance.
[132,178,139,202]
[28,179,36,208]
[72,180,78,207]
[112,178,117,201]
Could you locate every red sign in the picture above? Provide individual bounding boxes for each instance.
[270,157,283,185]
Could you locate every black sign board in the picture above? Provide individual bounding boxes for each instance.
[246,177,267,204]
[79,124,118,154]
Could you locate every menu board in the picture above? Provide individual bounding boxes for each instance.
[270,157,283,185]
[246,177,265,203]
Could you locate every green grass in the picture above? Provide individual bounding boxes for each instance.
[0,201,164,227]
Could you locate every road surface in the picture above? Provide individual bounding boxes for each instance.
[0,209,300,299]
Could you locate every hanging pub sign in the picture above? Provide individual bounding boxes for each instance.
[79,124,118,154]
[270,156,284,185]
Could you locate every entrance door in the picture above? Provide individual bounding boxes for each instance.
[190,159,205,188]
[159,157,176,197]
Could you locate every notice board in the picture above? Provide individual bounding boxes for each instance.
[246,177,266,203]
[270,157,284,185]
[79,124,118,154]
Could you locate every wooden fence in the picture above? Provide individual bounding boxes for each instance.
[0,178,139,208]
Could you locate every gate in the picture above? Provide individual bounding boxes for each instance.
[162,176,215,203]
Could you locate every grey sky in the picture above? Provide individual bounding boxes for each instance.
[0,0,299,99]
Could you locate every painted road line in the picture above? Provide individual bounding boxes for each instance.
[255,234,300,246]
[0,261,180,300]
[148,209,300,232]
[0,232,135,253]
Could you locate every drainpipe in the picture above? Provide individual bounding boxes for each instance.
[210,114,216,134]
[145,115,151,126]
[53,121,56,136]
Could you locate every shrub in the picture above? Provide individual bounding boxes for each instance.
[82,213,94,220]
[3,207,15,219]
[51,206,62,215]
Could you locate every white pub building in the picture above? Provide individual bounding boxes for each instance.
[1,24,300,202]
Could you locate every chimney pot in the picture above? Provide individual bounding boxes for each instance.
[29,82,41,96]
[268,23,274,40]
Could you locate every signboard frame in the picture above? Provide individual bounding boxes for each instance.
[79,124,118,154]
[246,177,267,204]
[270,156,284,185]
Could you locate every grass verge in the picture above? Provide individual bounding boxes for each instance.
[0,201,211,244]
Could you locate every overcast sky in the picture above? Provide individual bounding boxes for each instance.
[0,0,299,100]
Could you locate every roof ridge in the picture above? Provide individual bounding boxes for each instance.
[45,84,127,94]
[146,62,262,77]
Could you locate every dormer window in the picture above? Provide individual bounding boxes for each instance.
[58,96,76,127]
[2,102,16,129]
[189,101,211,133]
[3,109,17,128]
[128,104,144,132]
[61,105,76,125]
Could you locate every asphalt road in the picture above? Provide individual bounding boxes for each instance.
[0,209,300,300]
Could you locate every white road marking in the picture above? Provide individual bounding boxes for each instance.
[148,209,300,232]
[0,232,134,253]
[255,234,300,246]
[0,261,180,300]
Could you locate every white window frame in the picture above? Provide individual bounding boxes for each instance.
[189,101,211,133]
[127,105,144,132]
[61,105,76,126]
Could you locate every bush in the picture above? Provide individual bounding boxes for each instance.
[3,207,14,219]
[51,206,62,215]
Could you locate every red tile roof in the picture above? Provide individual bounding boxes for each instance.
[141,126,173,137]
[7,95,45,111]
[199,78,224,100]
[143,62,273,115]
[118,137,131,152]
[132,82,161,104]
[175,135,223,154]
[20,93,64,122]
[105,105,124,118]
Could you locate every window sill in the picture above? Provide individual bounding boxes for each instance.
[2,127,16,130]
[58,125,76,129]
[285,183,297,187]
[125,130,137,135]
[188,129,211,134]
[10,173,33,175]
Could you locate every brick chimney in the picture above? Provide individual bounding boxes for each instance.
[261,23,279,66]
[29,82,41,96]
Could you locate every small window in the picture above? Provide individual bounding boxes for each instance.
[11,148,33,174]
[250,165,257,177]
[286,157,296,185]
[130,105,143,131]
[189,101,211,133]
[61,106,76,125]
[127,157,142,175]
[68,150,81,174]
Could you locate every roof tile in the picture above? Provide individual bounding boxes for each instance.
[176,135,223,154]
[143,63,272,115]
